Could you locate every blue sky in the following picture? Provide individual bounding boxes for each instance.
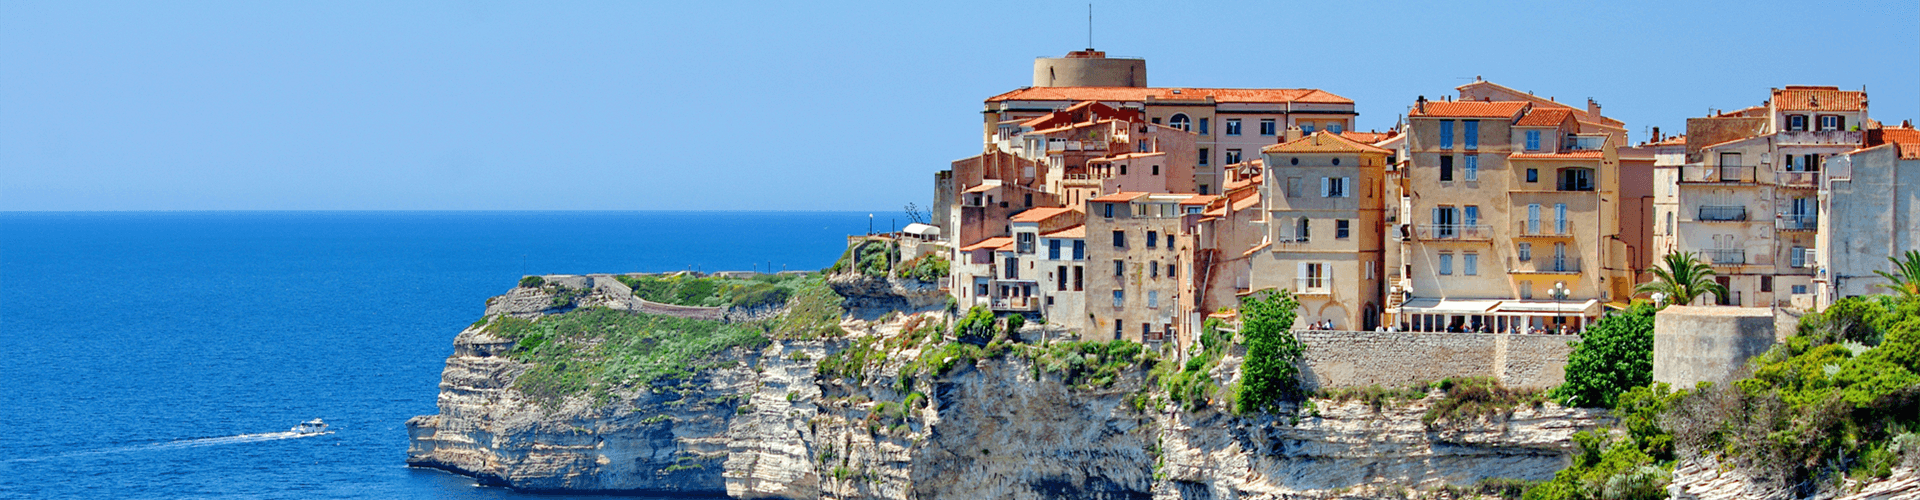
[3,1,1916,211]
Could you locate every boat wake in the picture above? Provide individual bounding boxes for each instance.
[3,430,331,464]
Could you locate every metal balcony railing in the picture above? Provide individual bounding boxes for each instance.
[1294,277,1331,295]
[1509,257,1581,274]
[1514,220,1576,237]
[1775,170,1819,188]
[1681,165,1757,183]
[1413,224,1494,241]
[1777,215,1817,231]
[1704,249,1746,266]
[1698,205,1749,222]
[990,297,1041,312]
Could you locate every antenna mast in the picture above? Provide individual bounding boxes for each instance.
[1087,4,1093,49]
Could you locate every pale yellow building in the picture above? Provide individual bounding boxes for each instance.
[1250,132,1390,330]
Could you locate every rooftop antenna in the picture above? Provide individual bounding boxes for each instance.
[1087,4,1093,50]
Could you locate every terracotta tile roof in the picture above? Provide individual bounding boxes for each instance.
[1645,135,1687,147]
[1088,192,1148,203]
[1010,207,1080,223]
[1868,126,1920,159]
[963,183,1000,193]
[1407,100,1529,118]
[1510,151,1605,159]
[1090,152,1166,162]
[960,236,1013,252]
[1179,195,1219,206]
[1262,131,1392,154]
[987,87,1353,105]
[1515,108,1575,127]
[1028,118,1122,136]
[1338,131,1394,144]
[1772,86,1867,112]
[1041,225,1085,239]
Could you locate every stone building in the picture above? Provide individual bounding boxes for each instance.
[1084,192,1199,343]
[1250,132,1392,331]
[1815,124,1920,308]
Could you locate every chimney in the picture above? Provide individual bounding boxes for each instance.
[1285,126,1304,143]
[1587,98,1601,118]
[1416,95,1427,114]
[1652,126,1661,141]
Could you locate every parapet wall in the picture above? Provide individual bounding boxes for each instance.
[1296,331,1575,390]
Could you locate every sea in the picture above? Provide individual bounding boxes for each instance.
[0,211,879,500]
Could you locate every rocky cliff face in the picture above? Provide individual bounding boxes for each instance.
[408,279,1608,498]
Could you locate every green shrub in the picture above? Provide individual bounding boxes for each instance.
[489,307,769,407]
[519,275,545,288]
[1552,302,1656,409]
[1235,290,1303,414]
[953,306,996,344]
[1424,377,1547,425]
[1004,314,1025,335]
[894,253,951,282]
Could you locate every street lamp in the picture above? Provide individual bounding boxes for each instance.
[1552,282,1569,333]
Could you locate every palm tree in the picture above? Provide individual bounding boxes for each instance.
[1874,250,1920,299]
[1636,251,1727,306]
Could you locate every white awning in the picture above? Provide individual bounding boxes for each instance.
[1494,299,1600,315]
[1398,298,1501,315]
[903,223,941,237]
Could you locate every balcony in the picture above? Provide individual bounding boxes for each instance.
[1777,214,1817,231]
[1045,140,1108,153]
[1680,165,1757,183]
[1514,220,1576,237]
[1774,170,1819,188]
[1704,249,1746,266]
[1563,135,1606,151]
[1774,129,1862,147]
[1294,277,1331,296]
[1413,224,1494,241]
[1509,257,1581,274]
[990,296,1041,312]
[1698,205,1749,222]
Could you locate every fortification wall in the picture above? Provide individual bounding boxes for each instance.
[1295,331,1574,390]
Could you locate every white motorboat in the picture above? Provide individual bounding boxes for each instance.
[291,419,328,435]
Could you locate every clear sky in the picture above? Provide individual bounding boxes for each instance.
[3,1,1916,211]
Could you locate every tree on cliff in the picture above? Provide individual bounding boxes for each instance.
[1235,289,1303,414]
[1551,302,1657,409]
[1874,250,1920,299]
[1633,252,1725,306]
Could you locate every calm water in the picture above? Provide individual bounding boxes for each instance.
[0,211,874,499]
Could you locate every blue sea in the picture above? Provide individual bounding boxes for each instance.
[0,211,876,499]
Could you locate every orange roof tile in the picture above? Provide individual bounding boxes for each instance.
[1645,135,1687,147]
[1515,108,1575,127]
[1088,192,1147,203]
[1869,126,1920,159]
[987,87,1353,105]
[1338,131,1394,144]
[1010,207,1080,223]
[1089,152,1166,162]
[1179,195,1219,206]
[1772,86,1867,112]
[1041,225,1086,239]
[1262,131,1392,154]
[1408,100,1529,118]
[960,236,1014,252]
[1510,151,1605,159]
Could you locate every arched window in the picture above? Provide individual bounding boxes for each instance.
[1168,113,1191,132]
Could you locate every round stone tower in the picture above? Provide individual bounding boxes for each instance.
[1032,49,1146,88]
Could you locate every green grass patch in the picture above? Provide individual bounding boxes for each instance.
[1422,377,1547,426]
[488,307,769,407]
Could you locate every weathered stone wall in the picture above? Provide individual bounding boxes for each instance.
[1296,330,1574,390]
[1653,306,1776,388]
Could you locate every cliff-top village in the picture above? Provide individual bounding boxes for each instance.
[867,49,1920,355]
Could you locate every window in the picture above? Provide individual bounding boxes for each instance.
[1520,281,1533,299]
[976,282,989,296]
[1301,122,1315,134]
[1336,219,1351,239]
[1558,168,1594,191]
[1365,261,1375,279]
[1017,232,1035,253]
[1199,185,1210,195]
[1114,322,1123,339]
[1151,164,1160,175]
[1113,290,1124,307]
[1073,240,1085,260]
[1527,168,1539,183]
[1103,203,1115,218]
[1463,120,1479,150]
[1719,152,1742,167]
[1150,260,1159,278]
[1198,118,1209,135]
[1225,119,1242,136]
[1666,212,1674,235]
[1439,253,1454,275]
[1527,204,1542,234]
[1119,164,1128,175]
[1518,242,1533,262]
[1555,204,1568,234]
[1323,177,1350,197]
[1056,266,1067,291]
[1146,231,1158,248]
[1198,148,1210,166]
[1525,130,1541,150]
[1296,218,1311,241]
[1440,155,1454,181]
[1464,205,1480,229]
[1024,193,1033,207]
[1005,257,1018,279]
[1301,262,1327,290]
[1168,113,1191,132]
[1464,253,1479,275]
[1148,291,1160,308]
[1328,123,1343,134]
[1439,120,1454,148]
[1165,233,1174,248]
[1432,206,1458,238]
[1225,149,1242,164]
[1113,259,1124,276]
[1791,246,1807,268]
[1792,285,1808,294]
[1464,155,1478,181]
[1260,119,1277,136]
[1761,275,1773,292]
[1167,262,1176,278]
[1819,115,1842,131]
[1788,115,1808,131]
[1048,239,1061,259]
[1112,230,1125,247]
[1286,177,1302,198]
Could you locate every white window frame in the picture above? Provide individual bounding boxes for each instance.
[1225,119,1242,136]
[1518,242,1533,262]
[1464,155,1478,181]
[1259,119,1277,136]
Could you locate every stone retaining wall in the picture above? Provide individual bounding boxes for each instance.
[1295,330,1575,390]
